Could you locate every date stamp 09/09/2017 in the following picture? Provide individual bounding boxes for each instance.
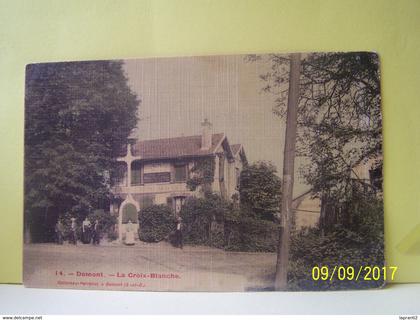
[311,266,398,282]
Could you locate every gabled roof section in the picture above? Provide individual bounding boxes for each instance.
[230,143,248,164]
[231,144,242,156]
[130,133,225,160]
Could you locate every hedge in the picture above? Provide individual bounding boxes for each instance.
[225,216,280,252]
[138,204,176,242]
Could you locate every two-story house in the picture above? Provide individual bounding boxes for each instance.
[110,119,247,241]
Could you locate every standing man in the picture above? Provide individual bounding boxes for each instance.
[55,220,64,245]
[92,219,100,245]
[70,217,77,245]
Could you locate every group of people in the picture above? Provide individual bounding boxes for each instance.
[55,217,101,245]
[54,215,184,248]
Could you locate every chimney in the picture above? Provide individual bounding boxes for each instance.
[201,118,212,150]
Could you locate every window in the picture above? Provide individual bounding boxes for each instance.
[218,155,224,182]
[174,164,187,182]
[138,195,154,209]
[143,172,171,183]
[174,197,186,215]
[131,161,142,186]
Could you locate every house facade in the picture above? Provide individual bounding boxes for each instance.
[110,120,247,241]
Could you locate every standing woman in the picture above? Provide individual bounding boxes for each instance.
[175,216,183,249]
[125,219,135,246]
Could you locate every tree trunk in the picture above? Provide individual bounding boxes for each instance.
[274,53,301,290]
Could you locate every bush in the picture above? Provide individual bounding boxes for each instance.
[288,226,384,290]
[286,191,384,290]
[208,222,225,248]
[180,193,231,247]
[225,216,280,252]
[138,205,176,242]
[179,193,280,251]
[239,161,282,221]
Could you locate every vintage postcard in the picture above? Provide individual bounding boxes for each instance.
[23,52,384,291]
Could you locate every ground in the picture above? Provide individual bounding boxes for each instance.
[24,241,277,291]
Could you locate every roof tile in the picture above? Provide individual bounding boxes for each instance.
[130,133,225,160]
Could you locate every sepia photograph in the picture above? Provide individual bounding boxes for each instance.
[23,52,384,291]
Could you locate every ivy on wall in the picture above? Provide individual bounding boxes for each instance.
[186,157,215,192]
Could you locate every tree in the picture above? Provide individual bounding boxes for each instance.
[248,52,383,290]
[251,52,382,222]
[299,53,381,206]
[274,53,301,290]
[239,161,282,221]
[24,60,139,242]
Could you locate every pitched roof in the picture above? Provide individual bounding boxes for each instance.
[230,144,242,155]
[130,133,225,160]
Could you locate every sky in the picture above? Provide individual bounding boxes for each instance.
[123,54,309,195]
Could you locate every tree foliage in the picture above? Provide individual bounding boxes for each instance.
[247,53,384,289]
[25,60,139,241]
[250,52,382,203]
[239,161,282,221]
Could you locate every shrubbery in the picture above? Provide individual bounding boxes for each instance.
[288,194,384,290]
[288,226,384,290]
[179,160,283,251]
[179,192,280,252]
[225,216,280,252]
[239,162,282,221]
[180,193,231,248]
[138,205,176,242]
